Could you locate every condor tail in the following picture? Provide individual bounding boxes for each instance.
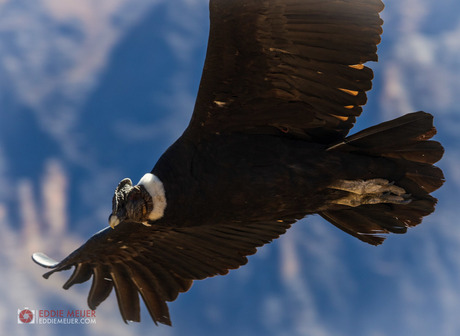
[320,112,444,245]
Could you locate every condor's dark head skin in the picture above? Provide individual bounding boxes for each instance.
[32,0,444,326]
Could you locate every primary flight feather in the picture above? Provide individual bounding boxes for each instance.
[33,0,444,325]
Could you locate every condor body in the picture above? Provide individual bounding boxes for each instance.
[33,0,444,326]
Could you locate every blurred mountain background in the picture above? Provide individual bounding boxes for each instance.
[1,0,460,335]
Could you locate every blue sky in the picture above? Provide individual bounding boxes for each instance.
[1,0,460,335]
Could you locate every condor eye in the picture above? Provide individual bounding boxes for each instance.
[128,192,139,201]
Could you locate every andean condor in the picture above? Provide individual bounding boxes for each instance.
[32,0,445,326]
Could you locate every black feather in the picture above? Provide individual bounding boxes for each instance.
[87,266,113,310]
[63,263,92,289]
[110,263,140,323]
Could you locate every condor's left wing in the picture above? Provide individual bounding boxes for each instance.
[33,220,291,325]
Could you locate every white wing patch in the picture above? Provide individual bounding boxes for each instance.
[137,173,167,221]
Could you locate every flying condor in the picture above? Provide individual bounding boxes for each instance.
[33,0,444,326]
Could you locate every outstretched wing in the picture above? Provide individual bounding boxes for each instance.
[32,220,291,325]
[187,0,384,143]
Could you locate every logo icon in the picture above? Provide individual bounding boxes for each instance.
[18,308,35,324]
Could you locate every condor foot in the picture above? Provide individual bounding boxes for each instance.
[329,179,411,207]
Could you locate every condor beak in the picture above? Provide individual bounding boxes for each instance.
[109,215,120,229]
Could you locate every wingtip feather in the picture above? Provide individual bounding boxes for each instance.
[32,252,59,268]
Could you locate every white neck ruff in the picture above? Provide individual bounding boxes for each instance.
[137,173,167,221]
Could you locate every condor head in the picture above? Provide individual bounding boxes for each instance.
[108,174,166,228]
